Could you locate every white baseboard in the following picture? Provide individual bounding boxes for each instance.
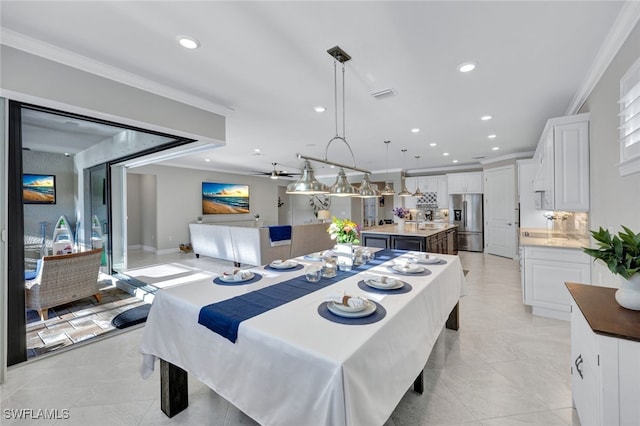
[128,244,142,250]
[156,247,179,255]
[141,245,156,253]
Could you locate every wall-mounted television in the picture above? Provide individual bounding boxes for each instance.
[23,174,56,204]
[202,182,250,214]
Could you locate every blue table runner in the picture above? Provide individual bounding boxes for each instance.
[198,249,405,342]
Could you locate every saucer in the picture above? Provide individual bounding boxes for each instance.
[220,272,255,283]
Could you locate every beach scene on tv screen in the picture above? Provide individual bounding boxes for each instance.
[202,182,250,214]
[23,174,55,203]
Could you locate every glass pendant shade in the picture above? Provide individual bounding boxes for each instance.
[356,173,381,198]
[329,168,358,197]
[285,160,329,194]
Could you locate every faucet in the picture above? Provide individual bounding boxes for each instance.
[415,210,427,223]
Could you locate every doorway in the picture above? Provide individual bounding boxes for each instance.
[485,165,517,258]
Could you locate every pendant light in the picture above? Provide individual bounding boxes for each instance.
[380,140,395,196]
[285,160,329,194]
[412,155,424,197]
[329,168,358,196]
[356,173,381,198]
[398,149,412,197]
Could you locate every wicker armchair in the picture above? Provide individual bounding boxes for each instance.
[25,248,103,321]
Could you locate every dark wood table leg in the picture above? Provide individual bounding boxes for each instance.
[446,301,459,330]
[413,369,424,394]
[160,359,188,418]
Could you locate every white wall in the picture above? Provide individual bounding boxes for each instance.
[126,174,142,247]
[140,174,157,250]
[131,165,283,251]
[579,20,640,286]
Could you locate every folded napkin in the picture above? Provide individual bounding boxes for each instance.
[325,292,367,309]
[271,259,297,268]
[222,269,252,281]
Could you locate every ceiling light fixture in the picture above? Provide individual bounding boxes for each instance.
[314,106,326,113]
[398,149,412,197]
[412,155,424,197]
[380,141,395,196]
[481,115,492,121]
[453,159,459,163]
[411,128,420,133]
[204,158,211,162]
[492,146,500,151]
[288,46,378,197]
[430,143,437,147]
[443,152,450,156]
[488,134,497,139]
[177,35,200,50]
[458,62,477,73]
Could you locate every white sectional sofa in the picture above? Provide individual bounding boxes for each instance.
[189,222,333,266]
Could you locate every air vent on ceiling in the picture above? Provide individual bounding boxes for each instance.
[472,156,486,160]
[371,88,397,100]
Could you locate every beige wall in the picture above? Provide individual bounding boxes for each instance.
[579,21,640,285]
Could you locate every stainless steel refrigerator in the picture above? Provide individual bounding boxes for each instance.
[449,194,484,252]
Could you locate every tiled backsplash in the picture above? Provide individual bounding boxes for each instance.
[545,212,589,237]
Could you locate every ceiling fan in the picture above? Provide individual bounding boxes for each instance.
[253,163,301,180]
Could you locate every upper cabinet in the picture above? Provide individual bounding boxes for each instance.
[437,176,448,209]
[447,172,484,194]
[533,113,590,211]
[403,175,449,209]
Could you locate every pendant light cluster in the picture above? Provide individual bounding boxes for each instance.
[380,141,395,196]
[286,46,381,198]
[398,149,413,197]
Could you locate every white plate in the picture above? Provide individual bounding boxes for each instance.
[364,278,404,290]
[410,256,440,265]
[327,300,377,318]
[219,272,255,283]
[270,260,298,269]
[391,263,424,274]
[304,252,323,261]
[329,298,367,313]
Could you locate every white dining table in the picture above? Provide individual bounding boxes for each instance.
[139,249,467,426]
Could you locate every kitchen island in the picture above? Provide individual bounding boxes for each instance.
[361,223,458,254]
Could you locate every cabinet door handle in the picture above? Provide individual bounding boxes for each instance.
[575,354,584,379]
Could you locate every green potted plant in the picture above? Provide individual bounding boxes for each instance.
[583,226,640,310]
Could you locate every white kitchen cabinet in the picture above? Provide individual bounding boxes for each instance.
[403,177,418,209]
[568,284,640,426]
[422,177,439,194]
[447,172,483,194]
[437,176,448,208]
[523,245,591,320]
[533,113,590,211]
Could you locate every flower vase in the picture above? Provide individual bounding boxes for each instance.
[397,218,405,228]
[615,274,640,311]
[334,243,353,270]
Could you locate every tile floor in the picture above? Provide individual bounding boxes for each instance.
[1,251,581,425]
[25,276,149,358]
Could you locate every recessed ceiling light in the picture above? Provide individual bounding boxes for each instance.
[177,35,200,50]
[443,152,450,156]
[452,159,459,163]
[492,146,500,151]
[64,152,71,157]
[429,143,437,147]
[481,115,492,121]
[204,158,211,162]
[314,106,326,113]
[458,62,477,73]
[411,128,420,133]
[488,134,497,139]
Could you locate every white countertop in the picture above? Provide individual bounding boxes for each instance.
[519,228,590,249]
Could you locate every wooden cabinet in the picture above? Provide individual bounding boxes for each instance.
[522,246,591,320]
[568,284,640,426]
[361,227,457,254]
[533,113,590,211]
[447,172,483,194]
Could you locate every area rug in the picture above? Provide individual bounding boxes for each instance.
[111,304,152,329]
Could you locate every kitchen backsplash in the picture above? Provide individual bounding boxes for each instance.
[544,211,589,237]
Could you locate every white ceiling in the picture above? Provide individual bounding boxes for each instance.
[1,1,631,177]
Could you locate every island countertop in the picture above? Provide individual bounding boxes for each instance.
[361,223,457,237]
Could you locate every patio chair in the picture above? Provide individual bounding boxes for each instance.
[25,248,103,321]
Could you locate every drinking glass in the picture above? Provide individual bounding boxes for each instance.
[305,266,321,282]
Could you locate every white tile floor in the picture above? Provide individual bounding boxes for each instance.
[0,251,581,425]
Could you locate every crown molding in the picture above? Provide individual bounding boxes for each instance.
[566,1,640,114]
[1,29,233,117]
[480,151,535,166]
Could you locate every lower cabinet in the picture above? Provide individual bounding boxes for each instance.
[361,233,389,249]
[523,246,590,320]
[571,301,640,425]
[391,235,425,251]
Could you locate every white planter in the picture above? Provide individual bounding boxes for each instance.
[615,274,640,311]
